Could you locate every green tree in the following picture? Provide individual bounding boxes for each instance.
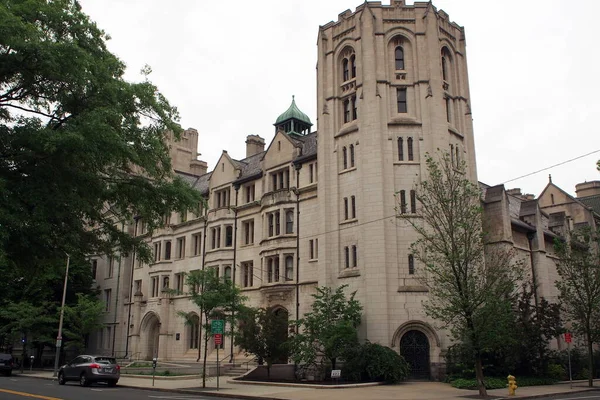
[235,307,289,377]
[62,293,105,354]
[289,285,362,377]
[554,228,600,387]
[400,153,521,397]
[0,0,202,273]
[180,269,246,388]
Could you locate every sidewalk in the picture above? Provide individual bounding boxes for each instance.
[19,371,600,400]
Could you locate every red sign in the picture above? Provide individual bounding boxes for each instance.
[565,332,572,343]
[214,333,222,345]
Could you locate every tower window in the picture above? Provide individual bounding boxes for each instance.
[445,97,451,123]
[342,147,348,169]
[400,190,407,214]
[350,54,356,78]
[344,197,349,220]
[343,58,349,81]
[351,195,356,219]
[343,99,351,123]
[344,246,350,269]
[398,137,404,161]
[351,96,357,120]
[397,88,407,113]
[285,256,294,281]
[408,254,415,274]
[407,137,414,161]
[395,46,405,70]
[350,144,355,167]
[441,55,448,82]
[352,245,358,268]
[410,190,416,214]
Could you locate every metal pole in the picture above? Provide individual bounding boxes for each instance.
[124,217,140,359]
[216,343,219,391]
[53,254,70,377]
[568,340,572,389]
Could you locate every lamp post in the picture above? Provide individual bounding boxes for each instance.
[53,254,70,377]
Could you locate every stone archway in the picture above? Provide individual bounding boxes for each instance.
[140,312,161,361]
[270,307,289,364]
[400,330,430,379]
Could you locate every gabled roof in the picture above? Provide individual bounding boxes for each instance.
[539,182,600,218]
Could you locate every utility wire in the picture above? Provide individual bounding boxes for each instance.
[502,149,600,185]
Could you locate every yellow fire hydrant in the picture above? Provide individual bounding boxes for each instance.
[507,375,518,396]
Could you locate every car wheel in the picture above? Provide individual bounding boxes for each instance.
[58,372,65,385]
[4,371,11,377]
[107,380,117,387]
[79,373,90,387]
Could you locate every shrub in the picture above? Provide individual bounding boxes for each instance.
[546,363,566,381]
[450,376,557,390]
[343,341,410,383]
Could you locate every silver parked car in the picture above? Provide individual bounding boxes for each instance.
[58,355,120,387]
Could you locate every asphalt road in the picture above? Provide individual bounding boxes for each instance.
[0,376,244,400]
[535,391,600,400]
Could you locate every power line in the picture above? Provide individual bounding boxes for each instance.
[502,149,600,185]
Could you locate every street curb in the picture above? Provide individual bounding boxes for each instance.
[229,378,384,389]
[493,387,600,400]
[20,374,288,400]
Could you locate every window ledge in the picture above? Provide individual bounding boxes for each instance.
[393,161,419,166]
[448,126,463,138]
[240,243,255,248]
[339,166,357,175]
[388,117,422,126]
[151,260,173,266]
[397,285,428,293]
[335,122,359,138]
[308,259,318,263]
[340,218,358,226]
[338,268,361,279]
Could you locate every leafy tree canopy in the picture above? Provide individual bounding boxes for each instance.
[0,0,202,272]
[401,152,522,397]
[290,285,362,371]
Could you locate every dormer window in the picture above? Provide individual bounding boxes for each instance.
[395,46,405,70]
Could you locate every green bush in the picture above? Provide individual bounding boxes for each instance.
[546,363,566,381]
[450,376,557,390]
[342,341,410,383]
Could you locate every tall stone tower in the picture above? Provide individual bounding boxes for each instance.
[316,1,477,378]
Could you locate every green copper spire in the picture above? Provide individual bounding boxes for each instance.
[275,95,312,126]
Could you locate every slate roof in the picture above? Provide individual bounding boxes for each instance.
[579,194,600,215]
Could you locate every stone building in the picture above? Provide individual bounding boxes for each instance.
[88,0,574,380]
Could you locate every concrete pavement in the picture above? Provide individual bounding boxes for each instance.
[14,371,600,400]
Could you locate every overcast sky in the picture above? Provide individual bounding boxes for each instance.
[78,0,600,197]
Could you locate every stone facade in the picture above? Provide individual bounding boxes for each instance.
[86,1,594,380]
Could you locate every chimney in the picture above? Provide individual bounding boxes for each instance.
[190,160,208,176]
[506,188,522,197]
[575,181,600,198]
[246,135,265,157]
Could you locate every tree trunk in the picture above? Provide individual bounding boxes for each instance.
[475,355,488,397]
[588,336,594,387]
[331,357,336,370]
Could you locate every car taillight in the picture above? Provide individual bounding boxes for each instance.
[116,365,120,371]
[89,363,100,369]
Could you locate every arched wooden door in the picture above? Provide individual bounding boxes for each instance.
[400,330,430,379]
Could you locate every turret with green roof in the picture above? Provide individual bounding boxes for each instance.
[274,96,312,136]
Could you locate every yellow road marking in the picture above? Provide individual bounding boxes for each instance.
[0,388,63,400]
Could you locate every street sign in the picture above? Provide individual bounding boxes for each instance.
[211,320,224,334]
[331,369,341,378]
[214,333,222,345]
[565,332,572,343]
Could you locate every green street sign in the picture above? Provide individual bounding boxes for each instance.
[211,320,224,334]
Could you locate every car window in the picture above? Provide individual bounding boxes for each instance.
[94,357,116,365]
[70,356,85,365]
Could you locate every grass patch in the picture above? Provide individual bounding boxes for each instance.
[450,377,558,390]
[126,362,153,368]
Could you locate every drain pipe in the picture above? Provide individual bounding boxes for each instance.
[124,216,140,359]
[230,185,240,363]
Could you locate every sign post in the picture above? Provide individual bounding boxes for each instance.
[211,320,224,391]
[565,332,572,389]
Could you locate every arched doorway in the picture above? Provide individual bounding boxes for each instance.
[271,307,289,364]
[141,312,161,360]
[400,330,430,379]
